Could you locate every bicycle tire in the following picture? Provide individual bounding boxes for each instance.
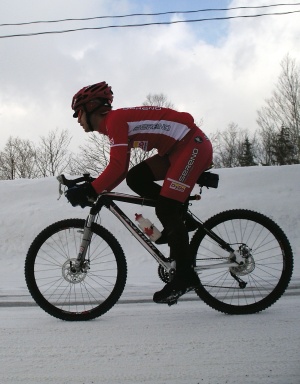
[25,219,127,321]
[190,209,293,315]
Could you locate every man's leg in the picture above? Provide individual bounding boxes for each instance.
[126,162,160,199]
[126,155,169,199]
[127,159,199,244]
[155,196,191,265]
[152,134,212,302]
[154,196,199,303]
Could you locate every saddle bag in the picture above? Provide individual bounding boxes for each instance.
[197,172,219,188]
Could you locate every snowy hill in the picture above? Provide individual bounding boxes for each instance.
[0,164,299,292]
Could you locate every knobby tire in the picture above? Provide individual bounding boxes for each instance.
[25,219,127,321]
[190,209,293,314]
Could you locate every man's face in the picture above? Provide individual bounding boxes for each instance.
[77,109,91,132]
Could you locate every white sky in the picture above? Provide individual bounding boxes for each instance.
[0,0,300,151]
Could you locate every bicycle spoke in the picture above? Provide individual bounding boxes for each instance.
[25,219,126,320]
[191,209,293,314]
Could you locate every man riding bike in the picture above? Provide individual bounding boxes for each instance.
[67,81,213,304]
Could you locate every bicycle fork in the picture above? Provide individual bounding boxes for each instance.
[71,214,95,273]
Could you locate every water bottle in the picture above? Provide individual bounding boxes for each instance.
[135,213,162,242]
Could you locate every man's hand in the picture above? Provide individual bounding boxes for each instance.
[65,183,98,208]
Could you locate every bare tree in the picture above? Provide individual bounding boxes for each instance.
[129,147,155,168]
[73,132,156,175]
[0,137,37,179]
[35,129,72,177]
[14,138,38,178]
[213,123,249,168]
[257,54,300,163]
[143,93,175,109]
[70,133,110,176]
[0,137,18,180]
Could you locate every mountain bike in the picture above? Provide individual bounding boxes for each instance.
[24,171,293,321]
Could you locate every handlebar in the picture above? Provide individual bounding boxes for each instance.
[57,173,95,188]
[57,173,95,199]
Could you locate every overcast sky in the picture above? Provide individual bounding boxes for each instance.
[1,0,300,151]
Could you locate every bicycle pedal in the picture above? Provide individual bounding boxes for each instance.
[167,299,178,306]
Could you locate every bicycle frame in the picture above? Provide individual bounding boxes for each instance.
[75,192,241,276]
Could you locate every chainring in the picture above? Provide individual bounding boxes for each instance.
[158,258,176,283]
[158,265,170,283]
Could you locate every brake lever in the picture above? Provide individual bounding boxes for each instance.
[57,175,64,200]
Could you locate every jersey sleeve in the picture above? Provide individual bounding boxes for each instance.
[91,115,131,193]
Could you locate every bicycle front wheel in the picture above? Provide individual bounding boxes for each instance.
[190,209,293,314]
[25,219,127,321]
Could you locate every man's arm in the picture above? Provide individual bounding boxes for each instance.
[91,146,130,193]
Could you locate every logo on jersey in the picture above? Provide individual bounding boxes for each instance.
[170,182,186,193]
[133,141,148,151]
[132,123,171,132]
[179,148,199,182]
[167,178,190,193]
[194,136,203,143]
[123,107,162,111]
[195,135,210,143]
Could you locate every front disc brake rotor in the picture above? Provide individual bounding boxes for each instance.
[62,258,87,284]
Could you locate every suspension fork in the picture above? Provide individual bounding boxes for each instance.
[74,213,96,268]
[74,196,107,268]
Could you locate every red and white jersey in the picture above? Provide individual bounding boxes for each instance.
[91,107,208,194]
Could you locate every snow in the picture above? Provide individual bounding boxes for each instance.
[1,165,300,383]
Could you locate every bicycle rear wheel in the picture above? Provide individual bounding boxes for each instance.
[190,209,293,314]
[25,219,127,321]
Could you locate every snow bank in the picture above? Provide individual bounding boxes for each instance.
[0,164,299,291]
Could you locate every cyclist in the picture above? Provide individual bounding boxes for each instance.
[67,81,213,304]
